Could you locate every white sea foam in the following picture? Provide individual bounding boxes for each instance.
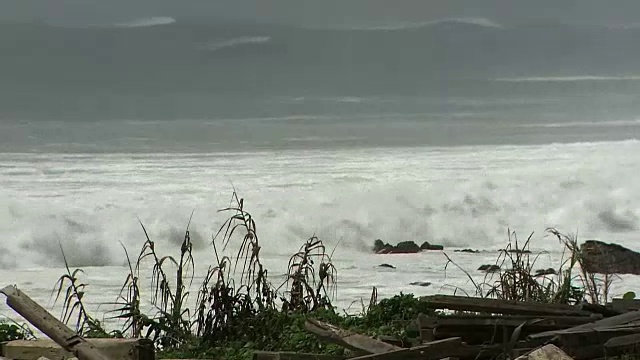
[201,36,271,52]
[331,17,503,31]
[1,141,640,325]
[521,119,640,128]
[112,16,176,28]
[492,75,640,82]
[2,141,640,267]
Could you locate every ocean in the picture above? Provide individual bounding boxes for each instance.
[2,18,640,328]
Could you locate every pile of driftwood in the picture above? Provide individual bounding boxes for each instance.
[257,295,640,360]
[2,283,640,360]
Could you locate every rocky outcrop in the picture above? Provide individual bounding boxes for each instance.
[455,249,480,253]
[420,241,444,251]
[581,240,640,275]
[373,239,444,254]
[374,240,420,254]
[478,264,501,273]
[535,268,557,276]
[499,248,532,254]
[374,239,392,253]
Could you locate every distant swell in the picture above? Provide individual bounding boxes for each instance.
[112,16,176,28]
[201,36,271,51]
[492,76,640,82]
[335,17,503,31]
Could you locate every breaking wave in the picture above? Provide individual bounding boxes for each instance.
[2,140,640,269]
[520,119,640,128]
[200,36,271,51]
[335,17,503,31]
[492,76,640,82]
[112,16,176,28]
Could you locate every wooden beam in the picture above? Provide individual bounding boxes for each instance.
[347,338,462,360]
[2,339,155,360]
[528,310,640,341]
[304,319,401,354]
[418,314,599,328]
[0,285,111,360]
[419,295,593,316]
[605,333,640,349]
[607,299,640,313]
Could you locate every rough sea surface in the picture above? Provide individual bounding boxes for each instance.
[2,17,640,327]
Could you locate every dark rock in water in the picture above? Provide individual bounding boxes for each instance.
[409,281,432,287]
[500,249,532,254]
[373,239,437,254]
[375,241,421,254]
[378,263,396,269]
[374,239,388,252]
[420,241,444,251]
[535,268,557,276]
[455,249,480,253]
[478,264,501,273]
[395,241,421,253]
[373,239,395,254]
[581,240,640,275]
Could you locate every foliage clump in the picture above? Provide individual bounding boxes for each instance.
[443,228,614,306]
[0,320,31,342]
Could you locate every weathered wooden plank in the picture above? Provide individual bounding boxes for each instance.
[0,285,111,360]
[252,351,347,360]
[608,299,640,313]
[418,314,599,328]
[416,314,599,345]
[577,302,621,317]
[419,295,593,316]
[304,319,401,354]
[2,339,154,360]
[604,333,640,348]
[348,338,462,360]
[546,326,640,360]
[528,310,640,341]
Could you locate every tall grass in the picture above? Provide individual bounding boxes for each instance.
[51,191,338,352]
[444,228,613,305]
[279,236,338,313]
[547,228,613,305]
[52,244,112,338]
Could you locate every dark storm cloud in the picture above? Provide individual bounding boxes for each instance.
[2,0,640,27]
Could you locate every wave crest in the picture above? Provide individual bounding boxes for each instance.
[112,16,176,28]
[200,36,271,52]
[339,17,503,31]
[492,75,640,82]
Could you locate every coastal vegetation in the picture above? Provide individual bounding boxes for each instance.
[0,191,625,359]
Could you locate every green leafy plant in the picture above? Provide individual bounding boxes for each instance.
[51,244,111,338]
[110,216,196,349]
[443,228,613,306]
[548,228,613,305]
[0,320,34,342]
[279,236,337,313]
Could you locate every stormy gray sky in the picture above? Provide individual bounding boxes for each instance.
[2,0,640,28]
